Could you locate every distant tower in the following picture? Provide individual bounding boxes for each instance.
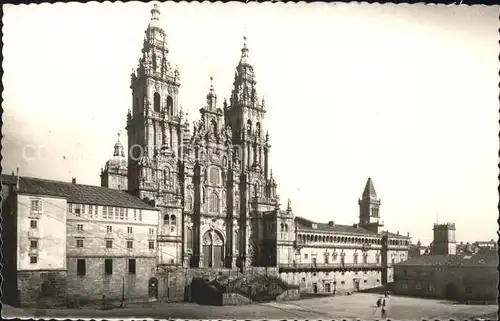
[432,223,457,255]
[100,133,128,190]
[358,177,383,233]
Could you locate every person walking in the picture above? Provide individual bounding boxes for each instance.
[380,291,391,319]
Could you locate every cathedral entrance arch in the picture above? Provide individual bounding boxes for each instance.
[202,230,224,268]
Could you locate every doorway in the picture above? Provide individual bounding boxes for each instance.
[202,230,225,268]
[313,283,318,294]
[148,277,158,300]
[445,283,459,301]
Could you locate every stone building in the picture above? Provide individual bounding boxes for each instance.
[278,178,411,294]
[393,249,498,302]
[1,173,159,307]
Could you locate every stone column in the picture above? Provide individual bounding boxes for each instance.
[199,254,204,268]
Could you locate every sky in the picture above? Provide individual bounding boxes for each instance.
[2,2,499,245]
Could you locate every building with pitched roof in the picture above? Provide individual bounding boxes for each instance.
[277,178,410,294]
[1,173,159,307]
[393,250,498,302]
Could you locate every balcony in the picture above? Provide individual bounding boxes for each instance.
[278,262,382,272]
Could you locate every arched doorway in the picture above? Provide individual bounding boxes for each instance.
[202,230,224,268]
[444,283,459,301]
[148,277,158,300]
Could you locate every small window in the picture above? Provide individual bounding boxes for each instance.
[31,199,43,212]
[170,259,174,264]
[104,259,113,275]
[301,277,306,283]
[77,224,83,231]
[106,226,112,233]
[77,259,86,276]
[119,208,125,220]
[139,210,143,221]
[148,241,155,249]
[30,256,38,264]
[106,240,113,248]
[81,204,86,215]
[304,253,308,259]
[149,228,155,235]
[127,241,133,249]
[88,205,93,217]
[68,203,73,213]
[364,280,367,283]
[129,259,136,274]
[30,220,37,228]
[76,239,84,248]
[30,240,38,248]
[133,209,137,221]
[127,227,133,234]
[341,281,345,285]
[75,204,81,216]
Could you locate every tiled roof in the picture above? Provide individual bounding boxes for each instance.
[362,177,377,199]
[1,175,156,210]
[395,251,498,267]
[295,216,409,239]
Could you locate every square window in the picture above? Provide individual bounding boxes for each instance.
[341,281,345,285]
[77,224,83,231]
[127,241,133,249]
[30,240,38,248]
[148,241,155,249]
[76,239,84,248]
[30,256,38,264]
[30,220,37,228]
[364,280,367,283]
[129,259,136,274]
[31,199,43,212]
[77,259,86,276]
[104,259,113,275]
[106,240,113,248]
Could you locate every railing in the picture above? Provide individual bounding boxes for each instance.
[279,262,381,269]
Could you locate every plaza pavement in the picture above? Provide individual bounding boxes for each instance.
[7,293,498,320]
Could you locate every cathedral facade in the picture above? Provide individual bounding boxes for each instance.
[102,5,291,270]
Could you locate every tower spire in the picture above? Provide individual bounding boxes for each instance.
[362,177,378,199]
[206,75,217,109]
[113,131,125,157]
[240,36,250,65]
[149,4,161,28]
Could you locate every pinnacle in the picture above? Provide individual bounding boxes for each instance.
[362,177,378,199]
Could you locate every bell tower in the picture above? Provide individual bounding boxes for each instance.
[224,37,278,267]
[358,177,383,233]
[127,4,184,198]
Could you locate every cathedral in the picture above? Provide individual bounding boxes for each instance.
[101,4,288,270]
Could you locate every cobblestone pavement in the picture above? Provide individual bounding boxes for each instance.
[16,293,497,320]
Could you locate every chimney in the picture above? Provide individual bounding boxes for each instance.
[397,230,399,235]
[72,177,76,184]
[16,167,20,189]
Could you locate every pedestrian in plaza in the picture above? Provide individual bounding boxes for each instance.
[380,291,390,319]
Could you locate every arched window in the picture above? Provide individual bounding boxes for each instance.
[246,120,252,135]
[154,92,161,112]
[170,215,176,225]
[187,228,193,250]
[234,230,239,252]
[164,167,171,186]
[256,122,261,137]
[209,192,219,213]
[284,224,288,232]
[353,252,358,264]
[134,97,139,114]
[163,214,169,225]
[166,96,173,115]
[209,167,220,185]
[211,120,217,136]
[254,182,260,196]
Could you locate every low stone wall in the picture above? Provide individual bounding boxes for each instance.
[222,293,251,305]
[276,289,300,301]
[157,266,280,302]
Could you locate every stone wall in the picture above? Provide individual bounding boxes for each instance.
[18,270,67,308]
[276,289,300,301]
[222,293,251,305]
[66,257,157,303]
[156,266,280,302]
